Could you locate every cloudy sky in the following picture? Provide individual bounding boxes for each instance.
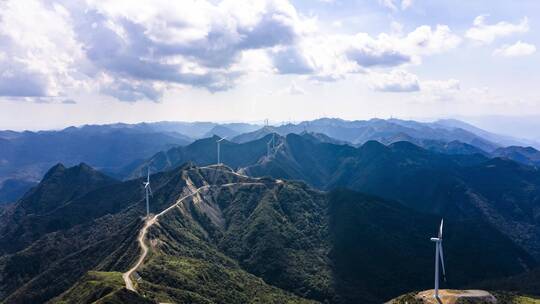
[1,0,539,131]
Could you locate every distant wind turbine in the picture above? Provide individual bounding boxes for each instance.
[143,167,153,216]
[216,136,227,165]
[430,219,446,299]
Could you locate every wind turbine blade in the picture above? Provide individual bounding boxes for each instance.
[148,185,153,196]
[439,219,444,239]
[439,243,446,282]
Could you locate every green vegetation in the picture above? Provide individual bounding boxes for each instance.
[49,271,153,304]
[138,255,314,303]
[244,134,540,260]
[1,164,539,303]
[512,296,540,304]
[50,271,124,303]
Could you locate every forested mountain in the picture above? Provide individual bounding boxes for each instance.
[0,164,534,303]
[243,134,540,259]
[492,146,540,168]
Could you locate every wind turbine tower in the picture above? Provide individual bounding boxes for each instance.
[143,167,153,216]
[217,137,227,165]
[430,219,446,299]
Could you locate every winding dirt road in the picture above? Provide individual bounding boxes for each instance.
[123,186,209,291]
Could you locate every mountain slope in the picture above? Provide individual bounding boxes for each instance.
[243,134,540,259]
[0,164,534,303]
[492,146,540,168]
[49,271,154,304]
[131,178,533,304]
[0,163,119,254]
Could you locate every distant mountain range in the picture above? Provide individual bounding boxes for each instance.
[2,118,540,205]
[0,163,535,303]
[231,118,520,149]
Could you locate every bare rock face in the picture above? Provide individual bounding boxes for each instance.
[415,289,497,304]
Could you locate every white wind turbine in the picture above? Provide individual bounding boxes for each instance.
[430,219,446,299]
[216,136,227,165]
[143,167,152,216]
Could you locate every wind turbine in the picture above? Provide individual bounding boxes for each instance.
[216,136,227,165]
[143,167,153,216]
[430,219,446,299]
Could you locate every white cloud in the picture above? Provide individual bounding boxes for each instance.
[0,0,311,101]
[493,41,536,57]
[369,70,420,92]
[74,0,307,99]
[286,82,306,95]
[401,0,413,10]
[0,0,84,97]
[345,25,460,69]
[378,0,413,11]
[413,79,520,106]
[347,33,412,68]
[465,15,529,44]
[404,25,461,56]
[0,0,465,103]
[421,79,460,101]
[401,78,461,103]
[421,79,460,92]
[379,0,398,11]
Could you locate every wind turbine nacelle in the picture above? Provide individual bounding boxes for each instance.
[430,237,441,242]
